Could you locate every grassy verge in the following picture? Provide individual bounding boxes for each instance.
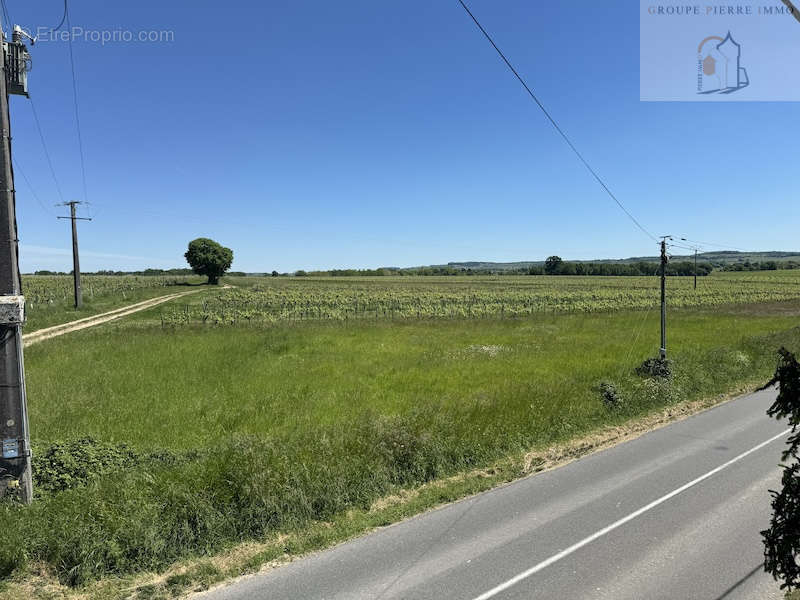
[0,387,783,600]
[2,301,799,598]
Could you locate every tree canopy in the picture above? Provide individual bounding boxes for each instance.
[544,256,563,275]
[184,238,233,285]
[762,348,800,590]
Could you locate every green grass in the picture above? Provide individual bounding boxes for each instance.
[23,302,800,448]
[1,294,798,592]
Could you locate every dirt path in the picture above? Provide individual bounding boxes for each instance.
[23,288,203,347]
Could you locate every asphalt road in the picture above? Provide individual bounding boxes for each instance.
[198,388,788,600]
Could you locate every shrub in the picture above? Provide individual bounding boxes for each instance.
[635,357,673,379]
[598,382,623,409]
[32,438,196,495]
[33,438,139,494]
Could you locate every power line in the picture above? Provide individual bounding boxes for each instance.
[29,0,68,40]
[679,237,750,252]
[29,97,65,204]
[456,0,656,242]
[667,242,702,253]
[12,158,54,216]
[64,0,89,203]
[0,0,11,36]
[49,0,68,33]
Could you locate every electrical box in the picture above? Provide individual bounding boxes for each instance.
[4,30,30,97]
[0,295,24,324]
[2,438,20,459]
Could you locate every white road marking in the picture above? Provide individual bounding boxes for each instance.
[470,428,791,600]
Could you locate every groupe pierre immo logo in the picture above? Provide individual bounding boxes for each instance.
[697,32,749,94]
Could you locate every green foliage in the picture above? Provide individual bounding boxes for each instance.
[22,274,196,332]
[158,272,800,326]
[762,348,800,590]
[598,381,623,409]
[544,255,563,275]
[0,411,477,586]
[31,438,194,494]
[7,321,800,586]
[33,438,139,493]
[328,268,389,277]
[23,275,189,309]
[184,238,233,285]
[723,260,800,272]
[7,274,800,588]
[532,259,712,277]
[92,268,194,276]
[636,357,673,379]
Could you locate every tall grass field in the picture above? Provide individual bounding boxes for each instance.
[2,272,800,597]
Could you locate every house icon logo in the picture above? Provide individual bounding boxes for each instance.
[696,32,749,94]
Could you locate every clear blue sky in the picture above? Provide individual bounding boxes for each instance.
[6,0,798,272]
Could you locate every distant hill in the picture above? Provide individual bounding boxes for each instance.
[425,251,800,272]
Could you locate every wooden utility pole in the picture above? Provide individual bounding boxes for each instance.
[659,237,670,360]
[0,21,32,503]
[57,201,91,309]
[694,248,698,290]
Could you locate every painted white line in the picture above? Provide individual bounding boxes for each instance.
[470,428,791,600]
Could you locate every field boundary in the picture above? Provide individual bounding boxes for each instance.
[22,289,203,347]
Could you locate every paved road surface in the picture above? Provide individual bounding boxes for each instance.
[198,388,788,600]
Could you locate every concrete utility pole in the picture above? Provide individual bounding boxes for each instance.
[659,236,671,360]
[57,201,91,309]
[0,20,32,503]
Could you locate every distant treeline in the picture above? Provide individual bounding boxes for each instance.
[301,267,520,277]
[530,260,713,277]
[30,268,253,277]
[288,262,713,277]
[32,268,197,277]
[721,261,800,272]
[297,267,475,277]
[31,260,798,280]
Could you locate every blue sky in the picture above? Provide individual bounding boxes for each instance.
[6,0,798,272]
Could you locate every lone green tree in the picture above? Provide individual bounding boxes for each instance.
[544,255,563,275]
[762,348,800,590]
[184,238,233,285]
